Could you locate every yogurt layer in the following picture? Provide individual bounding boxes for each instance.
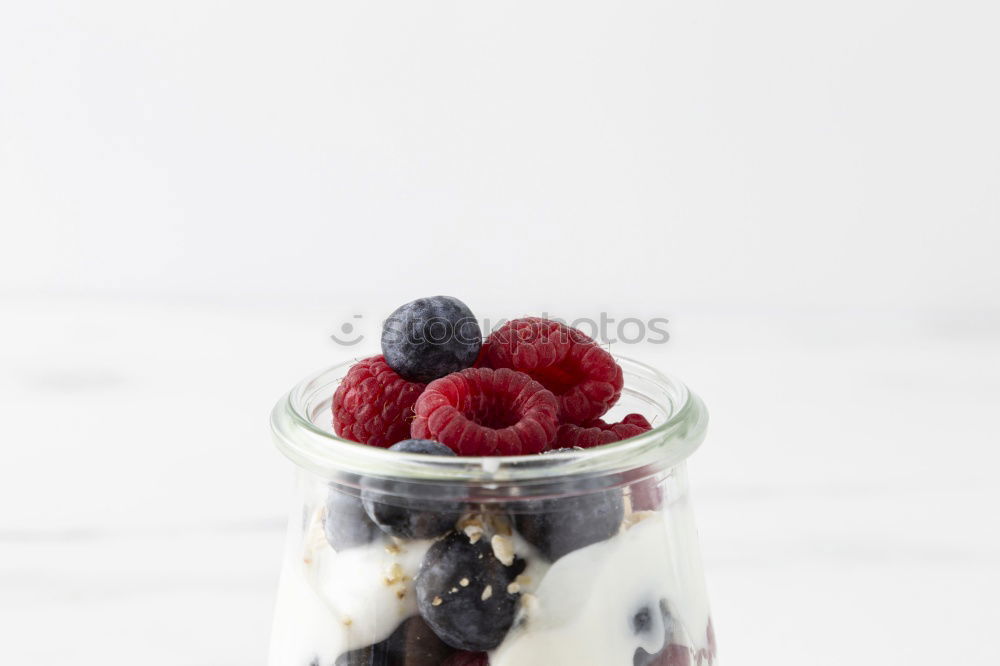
[491,509,711,666]
[269,507,432,666]
[271,502,711,666]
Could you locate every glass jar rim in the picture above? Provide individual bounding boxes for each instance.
[270,355,708,493]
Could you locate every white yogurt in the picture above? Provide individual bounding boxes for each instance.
[270,503,711,666]
[269,508,432,666]
[491,510,711,666]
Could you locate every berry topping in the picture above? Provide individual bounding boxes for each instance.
[361,439,463,539]
[514,487,624,561]
[382,296,483,383]
[335,615,454,665]
[332,355,426,448]
[387,438,458,456]
[483,317,623,424]
[323,487,380,551]
[621,413,654,429]
[556,413,652,449]
[416,532,522,652]
[411,368,559,456]
[443,652,490,666]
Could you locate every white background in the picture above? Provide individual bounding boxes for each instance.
[2,1,999,665]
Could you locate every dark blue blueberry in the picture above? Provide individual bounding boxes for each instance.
[633,599,677,666]
[335,615,454,665]
[415,532,522,651]
[514,488,624,561]
[632,606,653,634]
[362,440,462,540]
[387,439,456,456]
[381,296,482,383]
[324,487,380,551]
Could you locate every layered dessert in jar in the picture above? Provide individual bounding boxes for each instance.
[269,297,716,666]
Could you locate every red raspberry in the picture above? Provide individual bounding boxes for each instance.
[443,652,489,666]
[411,367,558,455]
[484,318,623,424]
[332,355,426,448]
[630,477,663,512]
[652,645,693,666]
[700,619,718,665]
[472,340,492,368]
[556,413,652,449]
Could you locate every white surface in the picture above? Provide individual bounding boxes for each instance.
[1,1,998,311]
[2,300,998,665]
[2,1,999,663]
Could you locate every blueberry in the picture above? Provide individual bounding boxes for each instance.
[335,615,454,665]
[415,532,522,651]
[381,296,482,383]
[387,439,457,456]
[362,440,462,540]
[324,487,380,551]
[632,606,653,634]
[633,599,677,666]
[514,488,624,561]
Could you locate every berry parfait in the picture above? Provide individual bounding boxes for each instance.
[269,297,717,666]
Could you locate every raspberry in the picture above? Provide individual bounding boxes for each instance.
[472,339,492,367]
[651,645,693,666]
[556,413,652,449]
[332,355,426,448]
[444,652,489,666]
[484,318,623,424]
[630,473,664,512]
[702,619,718,665]
[411,367,558,455]
[620,413,654,429]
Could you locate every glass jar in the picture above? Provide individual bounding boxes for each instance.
[269,356,716,666]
